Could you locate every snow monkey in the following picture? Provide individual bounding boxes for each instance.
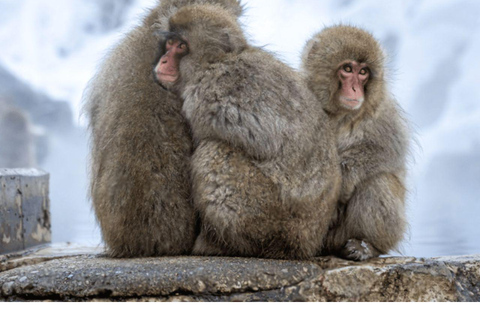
[302,25,410,261]
[155,4,341,260]
[84,0,243,258]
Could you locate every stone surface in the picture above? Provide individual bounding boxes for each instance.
[0,169,51,254]
[0,244,479,302]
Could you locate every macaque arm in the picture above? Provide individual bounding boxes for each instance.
[183,76,289,160]
[188,100,285,160]
[340,141,387,202]
[340,119,407,201]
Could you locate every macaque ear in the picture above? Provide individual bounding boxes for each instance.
[309,40,320,56]
[152,24,163,36]
[302,38,320,65]
[221,32,234,53]
[219,30,246,54]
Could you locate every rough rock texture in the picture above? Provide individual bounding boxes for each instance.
[0,245,479,302]
[0,169,51,255]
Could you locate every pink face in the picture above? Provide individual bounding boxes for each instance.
[337,61,370,111]
[155,38,189,86]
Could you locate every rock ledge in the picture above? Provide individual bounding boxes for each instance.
[0,245,479,302]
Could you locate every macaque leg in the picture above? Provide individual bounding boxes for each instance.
[193,230,226,256]
[327,173,407,261]
[191,141,279,257]
[191,141,318,260]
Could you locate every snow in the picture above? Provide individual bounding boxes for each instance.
[1,0,479,257]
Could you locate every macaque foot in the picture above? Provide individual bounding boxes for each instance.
[339,239,380,261]
[192,232,225,257]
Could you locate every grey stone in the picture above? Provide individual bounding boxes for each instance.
[0,172,22,254]
[0,169,50,254]
[0,245,479,302]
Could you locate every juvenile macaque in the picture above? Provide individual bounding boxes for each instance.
[302,25,410,261]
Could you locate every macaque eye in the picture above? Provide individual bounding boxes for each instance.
[343,65,353,73]
[179,42,187,50]
[167,39,174,46]
[360,68,369,75]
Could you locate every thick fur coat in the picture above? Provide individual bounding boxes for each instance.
[168,5,341,259]
[84,0,243,258]
[302,26,410,260]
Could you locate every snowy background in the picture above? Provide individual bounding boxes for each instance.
[0,0,479,258]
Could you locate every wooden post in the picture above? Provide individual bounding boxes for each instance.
[0,169,50,254]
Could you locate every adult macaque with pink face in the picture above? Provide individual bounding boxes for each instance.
[84,0,244,259]
[152,4,341,260]
[302,25,410,261]
[155,36,189,87]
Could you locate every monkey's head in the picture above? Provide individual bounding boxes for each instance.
[154,4,247,92]
[302,25,386,114]
[158,0,244,19]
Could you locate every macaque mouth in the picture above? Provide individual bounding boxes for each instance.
[340,96,364,110]
[158,73,179,81]
[342,98,361,102]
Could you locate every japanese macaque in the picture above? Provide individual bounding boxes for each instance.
[155,4,341,260]
[84,0,243,258]
[302,25,409,261]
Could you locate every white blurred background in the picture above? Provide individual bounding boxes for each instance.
[0,0,479,258]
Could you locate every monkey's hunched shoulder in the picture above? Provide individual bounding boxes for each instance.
[181,50,307,161]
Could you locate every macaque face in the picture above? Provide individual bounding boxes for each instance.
[155,37,189,88]
[337,61,370,111]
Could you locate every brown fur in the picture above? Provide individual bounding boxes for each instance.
[166,5,341,260]
[84,0,243,258]
[302,25,409,261]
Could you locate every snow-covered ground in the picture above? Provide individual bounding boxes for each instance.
[0,0,479,257]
